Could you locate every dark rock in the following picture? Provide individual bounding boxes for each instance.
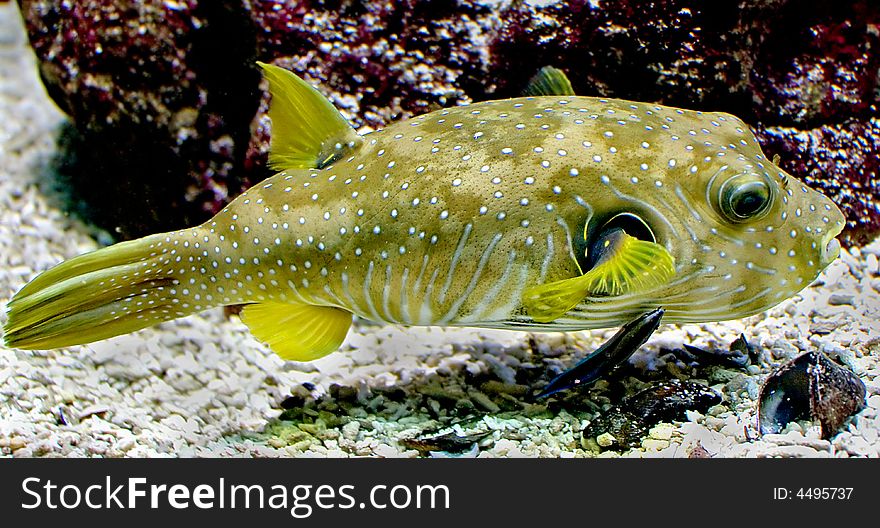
[622,379,721,423]
[279,393,307,410]
[250,0,499,130]
[661,337,752,369]
[583,379,720,450]
[583,407,649,450]
[754,119,880,247]
[19,0,264,239]
[328,383,358,402]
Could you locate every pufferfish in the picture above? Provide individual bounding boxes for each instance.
[2,64,845,362]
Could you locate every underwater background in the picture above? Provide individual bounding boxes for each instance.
[1,0,879,457]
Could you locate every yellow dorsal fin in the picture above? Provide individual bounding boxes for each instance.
[523,66,575,97]
[523,232,675,323]
[240,302,353,361]
[257,61,362,170]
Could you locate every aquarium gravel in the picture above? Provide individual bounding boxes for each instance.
[1,4,879,458]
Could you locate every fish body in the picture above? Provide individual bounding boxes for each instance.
[3,65,846,360]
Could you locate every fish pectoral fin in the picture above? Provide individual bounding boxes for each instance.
[257,62,362,171]
[522,66,576,97]
[240,302,353,361]
[523,233,675,323]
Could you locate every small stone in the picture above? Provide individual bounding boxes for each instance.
[641,439,669,451]
[373,444,401,458]
[78,405,110,421]
[467,389,501,413]
[648,424,675,441]
[596,432,617,447]
[480,380,530,397]
[1,436,27,451]
[688,443,712,458]
[828,293,856,306]
[810,321,839,335]
[341,420,360,441]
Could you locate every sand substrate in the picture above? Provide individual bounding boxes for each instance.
[1,5,878,458]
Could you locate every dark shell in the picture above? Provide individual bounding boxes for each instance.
[758,351,866,439]
[16,0,880,244]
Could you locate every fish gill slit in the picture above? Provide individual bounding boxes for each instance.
[605,180,679,241]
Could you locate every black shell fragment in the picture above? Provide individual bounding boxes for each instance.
[758,351,866,439]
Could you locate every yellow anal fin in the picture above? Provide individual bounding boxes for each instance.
[523,66,575,97]
[523,233,675,323]
[257,61,362,171]
[240,302,353,361]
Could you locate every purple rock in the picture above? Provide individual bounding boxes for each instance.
[19,0,264,238]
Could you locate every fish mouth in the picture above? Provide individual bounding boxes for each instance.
[819,232,841,269]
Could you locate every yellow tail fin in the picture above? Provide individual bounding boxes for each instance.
[3,233,199,350]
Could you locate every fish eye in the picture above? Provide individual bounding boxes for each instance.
[718,174,773,222]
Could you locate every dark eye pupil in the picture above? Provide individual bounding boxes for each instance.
[732,190,766,217]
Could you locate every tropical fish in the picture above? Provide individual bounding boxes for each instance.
[2,64,846,362]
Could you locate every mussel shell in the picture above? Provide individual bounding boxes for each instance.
[758,351,866,439]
